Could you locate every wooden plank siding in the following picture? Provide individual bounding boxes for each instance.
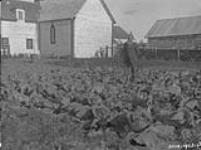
[146,16,201,50]
[18,0,35,3]
[148,34,201,50]
[39,19,73,57]
[38,0,115,58]
[1,0,40,56]
[1,20,39,55]
[74,0,113,58]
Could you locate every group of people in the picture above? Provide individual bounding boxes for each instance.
[95,46,110,58]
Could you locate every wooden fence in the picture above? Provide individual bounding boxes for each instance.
[94,46,113,58]
[138,48,201,61]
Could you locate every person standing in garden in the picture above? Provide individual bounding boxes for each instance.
[123,32,139,81]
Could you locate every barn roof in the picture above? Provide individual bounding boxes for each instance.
[145,15,201,38]
[113,26,128,39]
[39,0,116,23]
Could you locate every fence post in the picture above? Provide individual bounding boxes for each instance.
[155,48,158,59]
[105,46,109,58]
[177,49,180,61]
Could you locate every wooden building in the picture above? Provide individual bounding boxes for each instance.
[145,16,201,50]
[112,25,129,56]
[39,0,116,58]
[1,0,40,56]
[113,25,129,44]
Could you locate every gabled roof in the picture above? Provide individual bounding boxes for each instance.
[39,0,86,21]
[145,15,201,38]
[39,0,116,23]
[99,0,115,23]
[1,0,40,22]
[113,26,128,39]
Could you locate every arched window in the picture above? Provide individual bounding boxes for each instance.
[50,24,56,44]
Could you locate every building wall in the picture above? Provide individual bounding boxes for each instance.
[74,0,113,58]
[1,20,39,55]
[39,19,73,57]
[148,34,201,50]
[17,0,35,3]
[113,38,127,56]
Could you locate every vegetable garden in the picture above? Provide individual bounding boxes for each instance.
[1,59,201,150]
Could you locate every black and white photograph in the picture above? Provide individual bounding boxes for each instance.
[1,0,201,149]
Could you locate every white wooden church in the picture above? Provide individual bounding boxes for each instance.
[39,0,116,58]
[1,0,116,58]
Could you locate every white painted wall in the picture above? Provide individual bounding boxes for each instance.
[74,0,113,58]
[1,20,39,55]
[17,0,35,3]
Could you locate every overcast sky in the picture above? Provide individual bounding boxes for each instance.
[105,0,201,41]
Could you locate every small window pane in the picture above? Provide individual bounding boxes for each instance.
[19,11,23,20]
[26,39,33,49]
[1,38,9,45]
[16,9,25,21]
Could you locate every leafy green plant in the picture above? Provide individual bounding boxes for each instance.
[1,62,201,150]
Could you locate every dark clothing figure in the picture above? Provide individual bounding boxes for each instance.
[123,42,138,67]
[122,42,132,67]
[122,34,138,81]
